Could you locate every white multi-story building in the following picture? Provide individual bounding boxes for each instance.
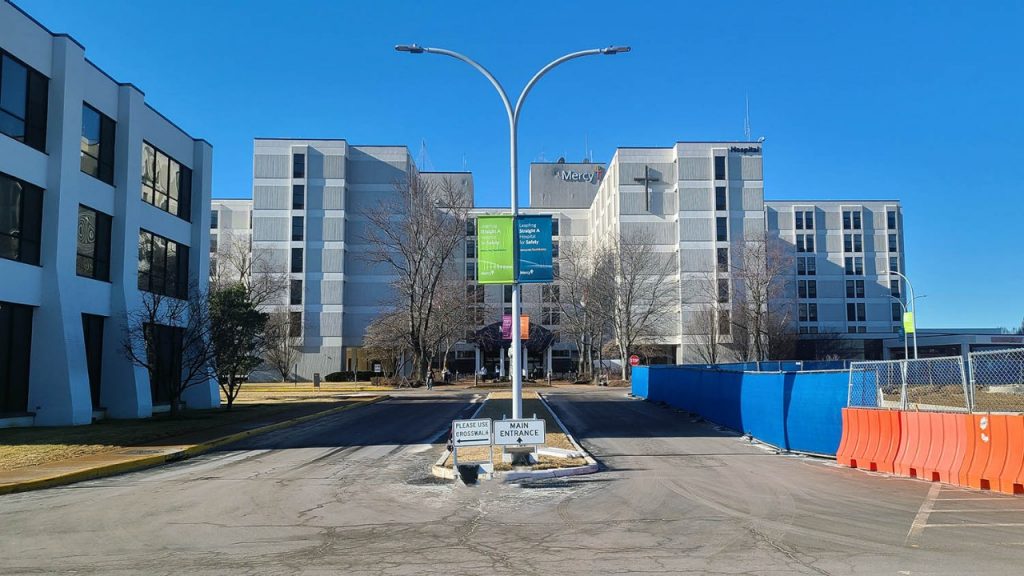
[216,138,908,379]
[0,1,215,426]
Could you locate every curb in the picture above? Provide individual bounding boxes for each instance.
[0,395,389,496]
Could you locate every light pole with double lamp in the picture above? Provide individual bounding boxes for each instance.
[395,44,630,419]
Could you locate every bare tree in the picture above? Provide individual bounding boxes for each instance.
[361,173,470,382]
[426,271,472,373]
[731,235,793,361]
[263,311,299,382]
[212,233,287,309]
[554,239,611,379]
[593,232,677,380]
[123,282,214,417]
[363,311,412,382]
[685,272,728,365]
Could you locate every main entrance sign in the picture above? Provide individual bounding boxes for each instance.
[493,419,546,446]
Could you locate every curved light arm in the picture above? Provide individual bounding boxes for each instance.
[398,45,514,127]
[513,49,602,126]
[887,270,916,312]
[889,295,907,313]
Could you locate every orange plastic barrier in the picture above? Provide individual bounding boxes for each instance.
[838,408,901,472]
[895,411,927,478]
[836,408,854,466]
[922,412,966,484]
[1000,415,1024,495]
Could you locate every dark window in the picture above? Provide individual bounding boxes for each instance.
[0,171,43,265]
[889,256,899,273]
[853,211,862,229]
[717,278,729,303]
[809,304,818,322]
[141,142,192,221]
[888,233,898,252]
[543,307,560,326]
[797,257,805,276]
[717,247,729,272]
[797,234,814,253]
[0,301,33,413]
[82,314,104,408]
[844,256,863,275]
[292,216,304,241]
[808,280,817,298]
[892,303,902,322]
[293,152,305,178]
[795,211,803,230]
[465,262,475,281]
[542,285,560,303]
[798,281,807,298]
[289,312,302,337]
[715,186,727,211]
[80,104,115,184]
[846,279,865,299]
[846,302,866,322]
[76,205,111,281]
[854,234,862,252]
[806,257,816,276]
[291,247,303,273]
[804,211,814,230]
[466,239,475,259]
[292,184,304,209]
[145,323,183,405]
[0,52,48,152]
[209,235,218,253]
[468,285,486,304]
[138,230,189,299]
[290,279,302,305]
[714,155,726,180]
[842,210,852,230]
[718,309,731,335]
[466,218,475,236]
[552,239,559,258]
[504,285,514,304]
[716,217,728,241]
[890,279,901,298]
[551,217,559,236]
[210,210,218,229]
[887,209,898,230]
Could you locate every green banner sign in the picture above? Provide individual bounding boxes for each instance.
[476,215,514,284]
[903,312,915,334]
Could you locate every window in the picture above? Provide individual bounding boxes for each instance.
[467,285,485,304]
[292,184,304,209]
[888,233,898,252]
[466,218,475,236]
[466,239,475,259]
[889,256,899,273]
[291,247,303,273]
[141,142,192,220]
[892,303,902,322]
[209,235,218,253]
[293,152,305,178]
[844,256,863,275]
[543,307,560,326]
[717,247,729,272]
[210,210,218,229]
[797,256,816,276]
[81,313,105,407]
[551,217,559,236]
[799,303,808,322]
[552,239,559,258]
[0,52,48,152]
[718,309,731,335]
[799,303,819,322]
[890,279,901,298]
[289,312,302,337]
[80,104,115,184]
[717,278,729,303]
[542,285,560,303]
[846,279,865,299]
[846,302,866,322]
[503,285,514,304]
[796,233,814,253]
[0,171,43,266]
[290,279,303,305]
[714,155,726,180]
[842,209,861,230]
[715,186,727,211]
[887,209,898,230]
[798,280,817,299]
[465,262,475,281]
[138,230,189,299]
[76,206,112,281]
[0,301,33,413]
[291,216,304,240]
[716,217,728,241]
[794,209,812,230]
[844,233,863,253]
[209,256,217,279]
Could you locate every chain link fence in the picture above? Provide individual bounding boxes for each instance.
[848,356,970,412]
[968,348,1024,413]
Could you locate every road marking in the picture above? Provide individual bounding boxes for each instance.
[935,497,1015,501]
[905,483,941,547]
[924,523,1024,528]
[929,509,1024,513]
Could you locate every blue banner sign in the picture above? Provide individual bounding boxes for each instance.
[517,215,553,284]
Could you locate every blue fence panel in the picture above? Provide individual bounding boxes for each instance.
[631,366,650,398]
[781,371,847,455]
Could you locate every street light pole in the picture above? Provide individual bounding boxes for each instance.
[395,44,630,419]
[890,296,909,361]
[888,270,918,359]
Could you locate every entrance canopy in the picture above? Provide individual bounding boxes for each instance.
[472,321,555,355]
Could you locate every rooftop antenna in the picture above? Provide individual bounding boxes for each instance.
[462,154,468,171]
[584,133,590,163]
[744,94,752,142]
[418,139,434,171]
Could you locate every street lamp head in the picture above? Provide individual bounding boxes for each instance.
[395,44,425,54]
[600,46,631,55]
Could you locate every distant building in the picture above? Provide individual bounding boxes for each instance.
[0,0,215,426]
[217,139,909,380]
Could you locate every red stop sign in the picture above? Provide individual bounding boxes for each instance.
[629,355,641,367]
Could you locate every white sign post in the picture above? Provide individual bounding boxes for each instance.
[451,418,493,472]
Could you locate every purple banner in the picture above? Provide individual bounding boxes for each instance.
[501,314,513,340]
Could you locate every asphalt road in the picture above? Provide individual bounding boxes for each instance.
[1,387,1023,575]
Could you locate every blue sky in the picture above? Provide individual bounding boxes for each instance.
[16,0,1024,329]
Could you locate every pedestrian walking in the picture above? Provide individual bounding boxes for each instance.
[425,370,434,390]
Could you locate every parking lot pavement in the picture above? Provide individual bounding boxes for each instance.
[1,387,1021,575]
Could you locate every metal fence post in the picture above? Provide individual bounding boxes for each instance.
[959,357,972,413]
[900,359,909,411]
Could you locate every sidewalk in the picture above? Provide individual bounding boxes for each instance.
[0,395,388,495]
